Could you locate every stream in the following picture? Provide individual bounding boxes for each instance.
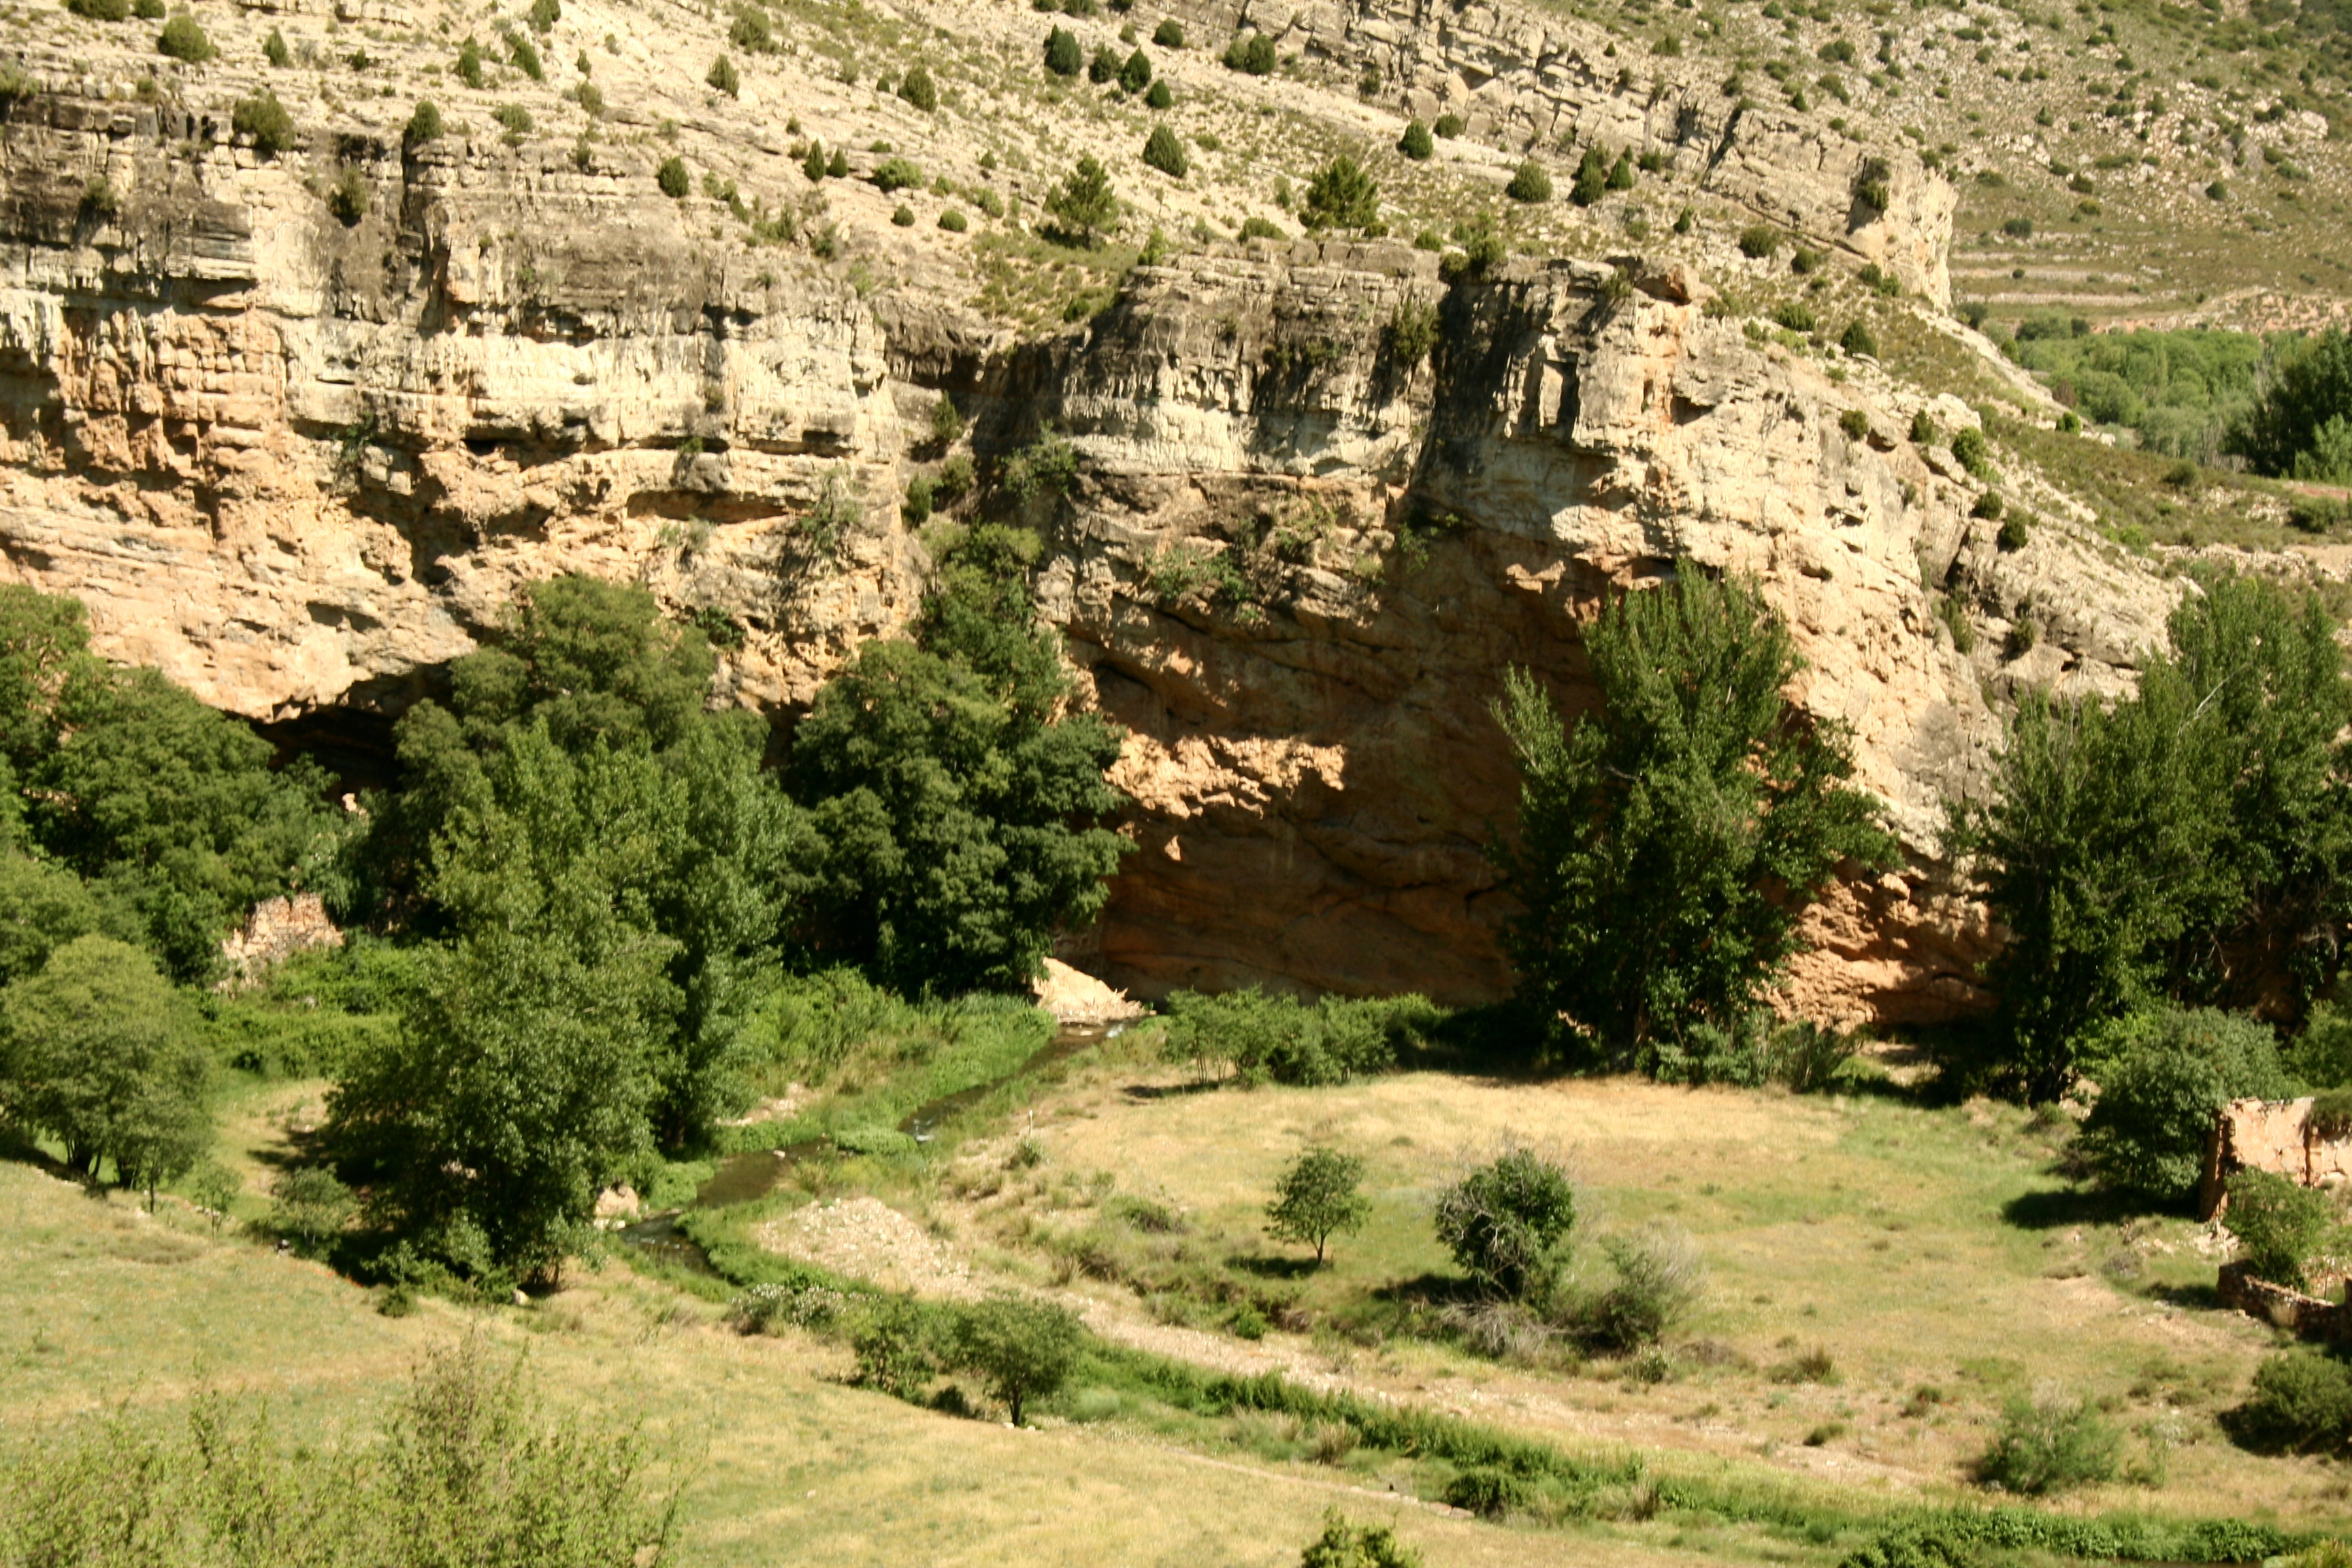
[617,1021,1118,1277]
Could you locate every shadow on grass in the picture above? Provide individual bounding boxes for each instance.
[2144,1279,2225,1311]
[1229,1253,1321,1281]
[2002,1183,2189,1230]
[1120,1079,1222,1102]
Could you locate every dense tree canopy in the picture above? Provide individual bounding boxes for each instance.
[793,527,1128,995]
[0,587,342,981]
[1952,577,2352,1100]
[2225,328,2352,482]
[1493,572,1894,1062]
[0,934,210,1188]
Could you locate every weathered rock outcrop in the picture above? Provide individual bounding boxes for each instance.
[1023,242,2172,1015]
[0,15,2157,1025]
[1159,0,1953,302]
[0,84,923,724]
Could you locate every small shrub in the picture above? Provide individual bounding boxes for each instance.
[528,0,560,31]
[1908,408,1936,445]
[2226,1350,2352,1454]
[872,157,921,192]
[1852,154,1893,214]
[493,102,533,137]
[2227,1168,2338,1291]
[938,208,968,233]
[1435,1145,1575,1303]
[1222,31,1276,74]
[1771,301,1816,334]
[232,91,295,156]
[1399,118,1433,161]
[1948,425,1990,477]
[1997,513,2031,551]
[327,166,369,227]
[1768,1345,1838,1384]
[66,0,130,19]
[1971,491,2004,521]
[1298,1510,1423,1568]
[1045,26,1079,76]
[1239,215,1286,242]
[1840,320,1878,357]
[1582,1226,1705,1349]
[1433,112,1464,138]
[1606,150,1635,191]
[730,6,772,50]
[898,63,936,111]
[707,54,738,95]
[891,203,915,227]
[1088,43,1118,83]
[934,454,975,504]
[1301,154,1377,232]
[650,157,688,199]
[1382,299,1439,365]
[852,1294,938,1399]
[1144,78,1171,108]
[1142,122,1186,178]
[404,99,442,148]
[1152,18,1182,46]
[1118,48,1150,94]
[1737,223,1780,258]
[2002,216,2034,239]
[1570,146,1607,206]
[1442,1467,1529,1518]
[508,33,543,80]
[156,14,213,62]
[77,176,118,222]
[263,27,290,67]
[1976,1389,2120,1494]
[1838,408,1871,441]
[455,38,485,88]
[1505,161,1552,203]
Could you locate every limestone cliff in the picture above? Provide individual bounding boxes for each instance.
[0,0,2177,1024]
[1021,242,2174,1019]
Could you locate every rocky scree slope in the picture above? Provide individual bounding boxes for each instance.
[0,0,2185,1019]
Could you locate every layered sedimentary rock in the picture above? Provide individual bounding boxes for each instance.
[0,87,923,724]
[1157,0,1954,302]
[0,34,2156,1024]
[1023,242,2174,1017]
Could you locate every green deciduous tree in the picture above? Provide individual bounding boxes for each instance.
[324,927,668,1285]
[792,529,1126,995]
[0,934,208,1189]
[358,576,807,1148]
[2076,1007,2291,1203]
[951,1295,1081,1425]
[2226,329,2352,482]
[1434,1145,1575,1303]
[1951,578,2352,1100]
[1265,1145,1371,1264]
[1492,573,1893,1061]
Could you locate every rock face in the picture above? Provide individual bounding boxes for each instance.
[2202,1096,2352,1218]
[1158,0,1954,302]
[0,20,2159,1026]
[0,89,923,725]
[1025,242,2174,1016]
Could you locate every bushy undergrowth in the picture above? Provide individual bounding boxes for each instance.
[2224,1350,2352,1454]
[0,1338,675,1566]
[1157,987,1442,1087]
[2225,1167,2340,1290]
[2075,1007,2291,1203]
[1974,1388,2121,1494]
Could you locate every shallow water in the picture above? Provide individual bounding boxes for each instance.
[619,1020,1115,1273]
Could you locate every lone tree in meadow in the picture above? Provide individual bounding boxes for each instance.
[1266,1146,1371,1266]
[953,1295,1081,1426]
[1492,572,1894,1066]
